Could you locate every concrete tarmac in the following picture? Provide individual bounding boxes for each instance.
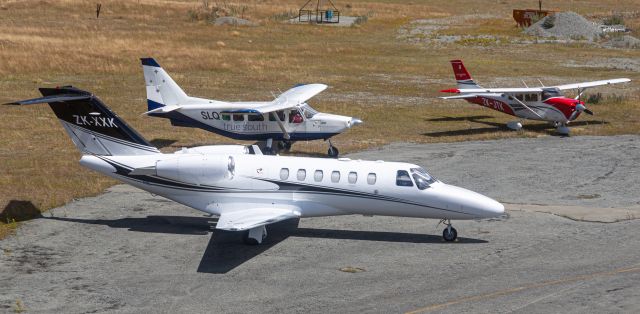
[1,135,639,313]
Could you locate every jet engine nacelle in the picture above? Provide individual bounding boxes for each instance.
[155,155,235,185]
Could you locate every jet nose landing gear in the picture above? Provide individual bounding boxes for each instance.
[439,219,458,242]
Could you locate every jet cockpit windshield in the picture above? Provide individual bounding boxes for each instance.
[300,103,318,119]
[410,167,437,190]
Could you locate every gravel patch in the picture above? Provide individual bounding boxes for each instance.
[602,35,640,49]
[397,14,500,45]
[564,57,640,73]
[213,17,257,26]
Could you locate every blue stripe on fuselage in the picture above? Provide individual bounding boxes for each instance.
[151,111,339,141]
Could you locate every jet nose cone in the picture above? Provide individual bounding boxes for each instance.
[481,197,505,217]
[439,184,505,218]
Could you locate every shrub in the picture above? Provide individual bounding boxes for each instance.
[603,14,624,26]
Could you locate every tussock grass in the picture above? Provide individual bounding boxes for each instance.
[0,0,639,237]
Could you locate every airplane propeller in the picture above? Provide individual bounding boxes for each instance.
[569,88,593,121]
[569,102,593,121]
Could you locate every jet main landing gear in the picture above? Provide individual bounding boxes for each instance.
[439,219,458,242]
[243,226,267,245]
[264,138,276,155]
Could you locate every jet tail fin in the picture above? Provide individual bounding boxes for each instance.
[141,57,190,111]
[450,60,481,89]
[5,86,160,156]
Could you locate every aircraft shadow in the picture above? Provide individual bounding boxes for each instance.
[42,215,488,274]
[291,227,487,244]
[425,115,495,122]
[1,200,42,222]
[149,138,178,149]
[423,116,608,138]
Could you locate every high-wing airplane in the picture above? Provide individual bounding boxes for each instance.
[7,86,504,244]
[440,60,631,135]
[141,58,362,157]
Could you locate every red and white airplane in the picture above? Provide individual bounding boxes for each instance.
[440,60,631,135]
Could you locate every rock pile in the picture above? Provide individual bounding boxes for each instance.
[525,12,601,41]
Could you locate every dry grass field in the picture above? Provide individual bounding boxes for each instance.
[1,0,639,237]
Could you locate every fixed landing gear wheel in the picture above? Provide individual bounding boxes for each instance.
[443,226,457,242]
[278,141,293,151]
[327,146,339,158]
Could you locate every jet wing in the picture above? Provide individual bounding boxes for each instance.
[215,207,301,231]
[220,83,327,114]
[552,78,631,91]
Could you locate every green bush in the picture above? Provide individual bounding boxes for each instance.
[603,14,624,26]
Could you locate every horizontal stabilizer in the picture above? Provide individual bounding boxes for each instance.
[143,105,181,115]
[216,207,300,231]
[4,94,90,106]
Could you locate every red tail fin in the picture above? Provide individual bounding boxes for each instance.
[450,60,472,81]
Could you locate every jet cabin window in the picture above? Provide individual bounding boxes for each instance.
[367,173,377,185]
[297,169,306,181]
[280,168,289,180]
[314,170,323,182]
[348,172,357,184]
[396,170,413,187]
[515,94,524,101]
[331,171,340,183]
[221,114,231,121]
[233,114,244,122]
[411,167,436,190]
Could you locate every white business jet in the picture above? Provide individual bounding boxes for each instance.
[7,87,504,244]
[141,58,361,156]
